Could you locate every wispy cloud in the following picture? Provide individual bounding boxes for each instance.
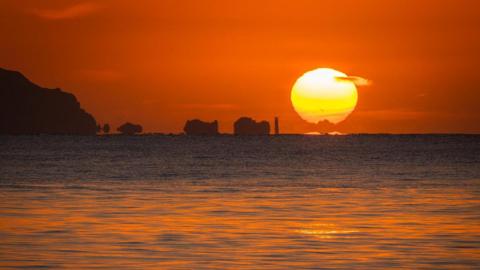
[73,69,122,82]
[31,2,101,20]
[336,76,372,86]
[176,103,239,110]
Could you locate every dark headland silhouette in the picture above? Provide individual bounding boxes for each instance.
[117,122,143,135]
[184,119,219,135]
[234,117,270,135]
[0,67,97,135]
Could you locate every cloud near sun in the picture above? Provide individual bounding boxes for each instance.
[291,68,370,125]
[335,76,371,87]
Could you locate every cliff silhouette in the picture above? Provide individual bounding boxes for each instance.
[184,119,219,135]
[0,67,97,135]
[234,117,270,135]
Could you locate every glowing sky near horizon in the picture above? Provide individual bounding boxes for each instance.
[0,0,479,133]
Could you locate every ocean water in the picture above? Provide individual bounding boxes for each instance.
[1,135,479,269]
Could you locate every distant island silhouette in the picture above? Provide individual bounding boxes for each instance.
[184,119,219,135]
[0,67,97,135]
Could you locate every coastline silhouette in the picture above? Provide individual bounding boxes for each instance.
[1,67,284,136]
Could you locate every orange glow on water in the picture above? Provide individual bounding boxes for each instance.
[1,181,479,268]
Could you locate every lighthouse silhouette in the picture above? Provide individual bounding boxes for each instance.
[274,117,279,135]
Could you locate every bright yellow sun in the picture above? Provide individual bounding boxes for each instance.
[291,68,358,124]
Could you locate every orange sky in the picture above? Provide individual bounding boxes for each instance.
[1,0,479,134]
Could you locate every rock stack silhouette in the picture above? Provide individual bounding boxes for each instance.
[184,119,219,135]
[117,122,143,135]
[234,117,270,135]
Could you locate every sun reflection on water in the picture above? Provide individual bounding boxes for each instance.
[0,181,479,269]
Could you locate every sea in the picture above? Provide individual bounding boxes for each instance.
[1,134,479,269]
